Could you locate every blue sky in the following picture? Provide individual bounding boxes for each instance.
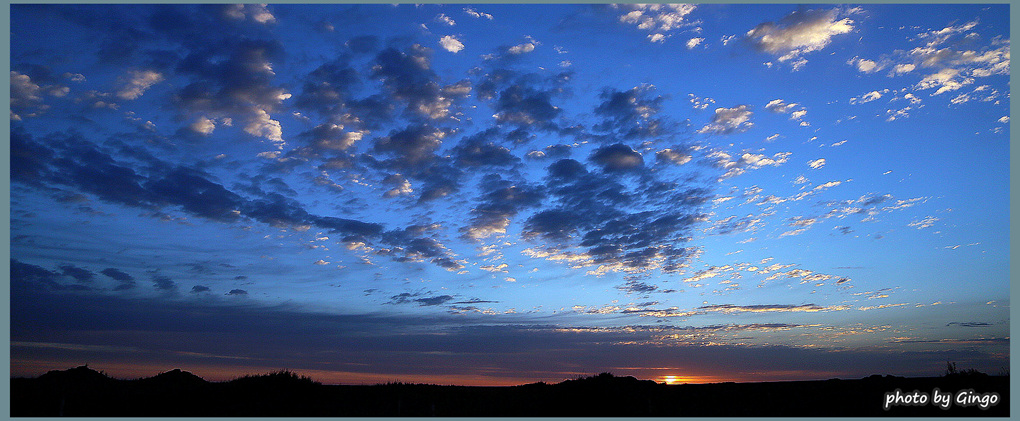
[9,3,1009,385]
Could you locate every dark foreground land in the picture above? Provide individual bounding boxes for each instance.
[11,366,1009,417]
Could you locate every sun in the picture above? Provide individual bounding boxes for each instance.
[662,375,680,385]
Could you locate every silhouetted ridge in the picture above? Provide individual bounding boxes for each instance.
[10,366,1010,417]
[138,368,209,387]
[228,369,321,387]
[37,365,114,386]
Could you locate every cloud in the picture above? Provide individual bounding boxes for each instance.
[452,129,520,168]
[807,158,825,169]
[698,105,753,134]
[439,35,465,53]
[190,285,211,293]
[60,265,96,283]
[764,99,798,113]
[10,69,70,118]
[616,4,698,43]
[521,157,709,275]
[221,4,276,24]
[589,144,644,172]
[388,291,455,306]
[655,148,692,166]
[699,303,850,314]
[463,7,493,20]
[171,39,292,140]
[244,108,285,146]
[372,124,446,168]
[709,151,790,179]
[746,8,854,68]
[848,56,878,73]
[686,37,704,49]
[226,289,248,296]
[100,268,134,282]
[593,86,667,138]
[151,275,176,291]
[189,116,217,135]
[116,69,164,100]
[435,13,455,26]
[908,216,938,229]
[507,43,535,55]
[460,174,544,240]
[616,280,659,294]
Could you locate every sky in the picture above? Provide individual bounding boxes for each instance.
[9,3,1010,386]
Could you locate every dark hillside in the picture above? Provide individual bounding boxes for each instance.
[10,367,1009,417]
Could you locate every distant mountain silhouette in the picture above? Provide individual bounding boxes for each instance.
[37,365,114,385]
[10,367,1010,417]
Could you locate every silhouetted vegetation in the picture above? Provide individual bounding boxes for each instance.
[10,366,1009,416]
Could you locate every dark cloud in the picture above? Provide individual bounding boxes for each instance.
[414,295,455,306]
[461,174,545,240]
[146,167,245,222]
[372,124,445,169]
[452,129,520,168]
[190,285,211,293]
[452,298,499,304]
[60,265,95,283]
[521,155,709,274]
[11,128,461,271]
[152,275,176,291]
[589,143,644,173]
[370,45,460,120]
[293,57,361,117]
[346,35,379,54]
[493,84,561,130]
[11,259,91,292]
[100,268,134,282]
[946,322,993,328]
[593,86,668,139]
[226,289,248,296]
[616,280,658,294]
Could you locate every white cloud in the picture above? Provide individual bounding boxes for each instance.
[245,108,285,145]
[686,37,705,49]
[10,71,43,109]
[190,116,216,135]
[688,93,715,110]
[850,90,884,104]
[847,56,879,73]
[790,110,807,120]
[746,8,854,67]
[808,158,826,169]
[223,4,276,24]
[463,7,493,20]
[892,63,916,75]
[998,116,1009,124]
[508,42,535,54]
[699,105,753,134]
[908,216,938,229]
[439,35,465,53]
[435,13,455,26]
[915,68,974,95]
[116,70,164,100]
[765,99,798,113]
[617,4,699,43]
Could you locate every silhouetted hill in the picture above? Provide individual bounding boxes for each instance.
[10,368,1010,416]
